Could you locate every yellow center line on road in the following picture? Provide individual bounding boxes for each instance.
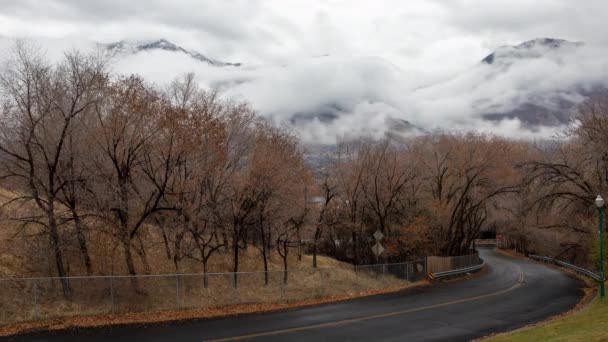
[205,267,524,342]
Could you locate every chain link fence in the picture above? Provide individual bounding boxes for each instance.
[0,259,427,325]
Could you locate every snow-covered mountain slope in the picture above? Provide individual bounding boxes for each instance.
[476,38,604,126]
[102,37,608,142]
[102,39,241,67]
[481,38,583,65]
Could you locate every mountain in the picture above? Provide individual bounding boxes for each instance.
[103,39,241,67]
[478,38,602,127]
[282,38,596,136]
[93,36,605,140]
[481,38,583,65]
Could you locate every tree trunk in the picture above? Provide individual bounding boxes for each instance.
[172,232,184,272]
[222,229,230,253]
[49,222,73,300]
[135,235,152,274]
[173,253,180,271]
[312,225,322,268]
[351,231,359,265]
[120,231,141,290]
[72,209,93,275]
[232,227,240,288]
[296,227,303,262]
[123,240,137,275]
[155,217,172,260]
[282,244,289,284]
[202,249,210,288]
[260,221,269,285]
[117,176,140,285]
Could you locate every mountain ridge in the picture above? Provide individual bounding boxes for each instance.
[478,38,602,127]
[102,38,242,67]
[97,36,603,137]
[481,37,583,65]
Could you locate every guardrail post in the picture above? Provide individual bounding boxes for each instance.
[33,279,38,320]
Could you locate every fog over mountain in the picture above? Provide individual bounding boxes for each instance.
[3,1,608,144]
[1,35,607,144]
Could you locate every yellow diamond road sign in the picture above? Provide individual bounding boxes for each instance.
[373,230,384,241]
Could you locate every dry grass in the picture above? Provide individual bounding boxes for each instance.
[0,254,424,326]
[0,222,426,328]
[0,187,426,333]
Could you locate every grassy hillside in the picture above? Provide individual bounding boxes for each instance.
[0,250,418,324]
[486,296,607,341]
[0,186,423,325]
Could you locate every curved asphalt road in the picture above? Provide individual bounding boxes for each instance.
[7,248,584,342]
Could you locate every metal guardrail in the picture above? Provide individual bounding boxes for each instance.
[429,259,485,279]
[529,254,602,282]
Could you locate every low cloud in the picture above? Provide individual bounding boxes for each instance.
[2,35,607,145]
[220,42,607,144]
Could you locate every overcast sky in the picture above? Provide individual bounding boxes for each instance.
[1,0,606,71]
[1,0,607,143]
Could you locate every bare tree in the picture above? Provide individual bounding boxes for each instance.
[275,176,311,284]
[0,43,107,297]
[312,163,337,268]
[515,97,608,262]
[334,140,368,264]
[91,76,173,277]
[161,74,227,283]
[360,139,417,238]
[413,134,519,256]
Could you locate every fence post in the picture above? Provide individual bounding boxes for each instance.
[33,279,38,320]
[175,275,180,310]
[406,263,409,282]
[109,277,115,314]
[354,266,359,290]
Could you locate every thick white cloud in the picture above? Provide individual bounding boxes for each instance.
[1,0,607,144]
[101,41,607,144]
[3,1,607,67]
